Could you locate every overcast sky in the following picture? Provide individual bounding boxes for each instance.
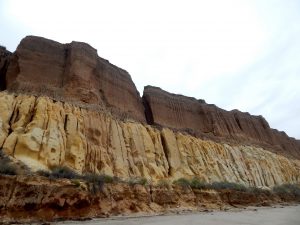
[0,0,299,139]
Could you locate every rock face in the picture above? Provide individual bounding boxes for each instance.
[0,92,299,187]
[0,36,299,189]
[0,46,11,91]
[143,86,300,159]
[5,36,145,122]
[2,175,298,223]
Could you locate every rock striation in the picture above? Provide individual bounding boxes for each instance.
[143,86,300,159]
[1,174,299,223]
[0,92,299,187]
[0,46,11,91]
[5,36,145,122]
[0,36,299,188]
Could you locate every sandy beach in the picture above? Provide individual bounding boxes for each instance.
[57,205,300,225]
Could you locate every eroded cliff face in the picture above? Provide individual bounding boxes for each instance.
[0,36,299,191]
[5,36,145,122]
[2,174,298,223]
[0,92,299,187]
[0,46,11,91]
[2,36,299,160]
[143,86,300,160]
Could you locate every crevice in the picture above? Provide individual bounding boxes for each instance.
[2,108,16,147]
[61,45,71,87]
[142,96,154,125]
[12,137,18,156]
[98,89,111,108]
[0,59,8,90]
[6,176,18,208]
[26,98,37,128]
[149,185,154,203]
[7,103,18,136]
[64,114,69,131]
[234,115,243,131]
[0,47,11,91]
[37,109,50,161]
[37,130,46,161]
[160,133,171,176]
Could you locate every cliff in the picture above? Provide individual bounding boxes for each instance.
[5,36,145,122]
[0,36,299,189]
[1,174,298,223]
[0,46,11,91]
[143,86,300,159]
[0,92,299,187]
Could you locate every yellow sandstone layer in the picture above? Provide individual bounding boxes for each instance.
[0,91,299,187]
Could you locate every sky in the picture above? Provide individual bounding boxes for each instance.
[0,0,299,139]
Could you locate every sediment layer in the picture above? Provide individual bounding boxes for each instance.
[0,175,299,223]
[5,36,145,122]
[0,92,299,187]
[1,36,299,161]
[143,86,300,159]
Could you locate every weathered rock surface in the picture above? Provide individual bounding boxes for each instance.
[143,86,300,159]
[0,92,299,187]
[5,36,145,122]
[0,46,11,91]
[0,174,299,223]
[1,35,300,223]
[2,36,299,161]
[0,36,300,192]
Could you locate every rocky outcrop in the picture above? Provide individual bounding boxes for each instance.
[0,36,299,189]
[5,36,145,122]
[0,46,11,91]
[2,36,299,160]
[0,174,299,223]
[0,92,299,187]
[1,35,300,223]
[143,86,300,159]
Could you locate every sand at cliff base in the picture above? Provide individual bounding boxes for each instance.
[58,205,300,225]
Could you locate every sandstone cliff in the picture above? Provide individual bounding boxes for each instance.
[143,86,300,159]
[0,92,299,187]
[0,36,299,189]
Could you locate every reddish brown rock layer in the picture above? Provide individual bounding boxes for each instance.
[1,175,298,223]
[143,86,300,159]
[1,36,299,159]
[0,46,11,91]
[5,36,145,122]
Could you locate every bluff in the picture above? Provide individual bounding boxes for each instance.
[143,86,300,159]
[5,36,145,122]
[0,46,11,90]
[0,36,299,188]
[0,92,299,187]
[1,174,299,223]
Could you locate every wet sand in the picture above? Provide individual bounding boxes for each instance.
[58,205,300,225]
